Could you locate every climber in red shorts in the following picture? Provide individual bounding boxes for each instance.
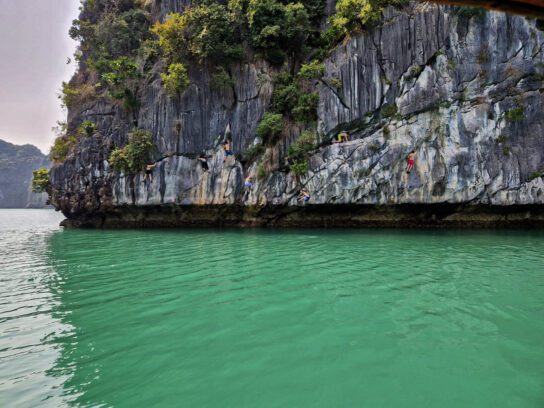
[406,150,416,174]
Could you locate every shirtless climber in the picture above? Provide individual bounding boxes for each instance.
[223,139,233,163]
[297,189,311,204]
[406,150,416,174]
[198,153,209,172]
[144,163,156,183]
[243,176,253,200]
[244,176,253,191]
[336,130,349,143]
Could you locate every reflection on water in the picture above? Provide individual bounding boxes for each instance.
[1,210,544,407]
[0,210,72,407]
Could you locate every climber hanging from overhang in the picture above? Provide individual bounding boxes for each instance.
[406,150,416,174]
[297,189,311,204]
[198,153,209,172]
[223,122,234,163]
[144,163,156,184]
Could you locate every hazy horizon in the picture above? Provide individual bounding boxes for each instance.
[0,0,80,154]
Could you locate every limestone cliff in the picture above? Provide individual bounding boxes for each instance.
[0,140,49,208]
[49,1,544,227]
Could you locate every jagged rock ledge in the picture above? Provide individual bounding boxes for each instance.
[59,204,544,229]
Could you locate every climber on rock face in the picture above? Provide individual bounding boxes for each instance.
[244,176,253,191]
[243,176,253,200]
[336,130,349,143]
[406,150,416,174]
[198,153,209,172]
[144,163,156,183]
[223,139,233,163]
[341,131,349,142]
[297,189,311,204]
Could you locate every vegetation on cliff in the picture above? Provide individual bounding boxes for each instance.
[287,130,318,175]
[108,129,153,173]
[31,168,50,193]
[52,0,410,183]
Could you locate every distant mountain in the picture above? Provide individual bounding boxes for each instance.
[0,139,50,208]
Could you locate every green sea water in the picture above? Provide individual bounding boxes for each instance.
[1,209,543,407]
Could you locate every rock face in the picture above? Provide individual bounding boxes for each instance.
[0,140,49,208]
[49,2,544,227]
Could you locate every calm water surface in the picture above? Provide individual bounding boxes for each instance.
[1,209,543,407]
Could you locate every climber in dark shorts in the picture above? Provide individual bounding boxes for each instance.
[144,163,155,183]
[243,176,253,200]
[244,176,253,191]
[223,139,233,162]
[198,153,209,172]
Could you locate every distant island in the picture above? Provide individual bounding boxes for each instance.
[0,139,50,208]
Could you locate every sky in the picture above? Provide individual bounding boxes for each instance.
[0,0,80,153]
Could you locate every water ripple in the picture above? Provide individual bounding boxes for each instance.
[1,213,544,407]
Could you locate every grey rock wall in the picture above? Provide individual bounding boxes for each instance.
[49,3,544,223]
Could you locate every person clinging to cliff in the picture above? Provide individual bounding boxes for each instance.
[144,163,156,183]
[223,139,233,163]
[406,150,416,174]
[297,189,310,204]
[244,176,253,191]
[198,153,209,172]
[334,130,348,143]
[243,176,253,200]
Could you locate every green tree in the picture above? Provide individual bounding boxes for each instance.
[95,8,151,57]
[125,129,154,172]
[299,60,325,80]
[79,120,97,137]
[31,168,50,193]
[152,4,240,64]
[109,129,154,173]
[282,3,311,53]
[287,130,317,161]
[293,92,319,123]
[210,67,235,91]
[50,136,76,162]
[256,112,284,143]
[151,13,187,62]
[287,130,317,176]
[329,0,381,36]
[99,57,141,108]
[70,7,151,64]
[101,57,139,86]
[60,82,97,109]
[271,73,300,115]
[247,0,286,49]
[290,160,309,176]
[161,63,190,96]
[109,148,129,172]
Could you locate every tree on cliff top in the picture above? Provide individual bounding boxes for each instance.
[151,4,242,64]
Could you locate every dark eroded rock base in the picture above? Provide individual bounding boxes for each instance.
[59,204,544,229]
